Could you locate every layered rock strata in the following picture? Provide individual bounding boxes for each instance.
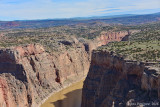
[96,30,140,46]
[0,43,90,107]
[82,50,160,107]
[0,30,132,107]
[96,31,129,46]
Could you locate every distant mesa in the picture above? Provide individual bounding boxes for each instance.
[2,21,19,27]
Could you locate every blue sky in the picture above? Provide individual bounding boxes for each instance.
[0,0,160,21]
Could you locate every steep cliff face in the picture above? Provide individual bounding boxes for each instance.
[82,50,160,107]
[96,31,129,46]
[96,30,140,46]
[0,42,91,107]
[0,29,136,107]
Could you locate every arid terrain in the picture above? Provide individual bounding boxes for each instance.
[0,12,160,107]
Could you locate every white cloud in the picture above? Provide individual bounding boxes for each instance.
[0,0,159,20]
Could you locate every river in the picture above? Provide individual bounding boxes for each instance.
[41,80,84,107]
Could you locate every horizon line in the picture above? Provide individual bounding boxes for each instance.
[1,11,159,22]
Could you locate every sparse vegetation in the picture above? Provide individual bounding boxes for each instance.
[98,40,160,63]
[0,20,160,61]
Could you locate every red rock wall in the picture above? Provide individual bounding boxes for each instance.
[96,31,129,46]
[0,43,90,107]
[0,77,17,107]
[82,50,160,107]
[0,30,133,107]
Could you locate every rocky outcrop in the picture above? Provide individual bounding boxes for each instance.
[0,42,90,107]
[96,30,140,46]
[96,31,129,46]
[82,50,160,107]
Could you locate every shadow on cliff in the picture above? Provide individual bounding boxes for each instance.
[0,50,27,82]
[51,89,82,107]
[0,63,27,82]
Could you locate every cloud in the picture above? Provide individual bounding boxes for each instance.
[0,0,160,20]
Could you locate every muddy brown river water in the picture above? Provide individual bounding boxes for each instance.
[41,80,84,107]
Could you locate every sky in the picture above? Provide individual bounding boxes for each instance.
[0,0,160,21]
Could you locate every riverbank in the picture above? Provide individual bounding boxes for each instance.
[39,74,86,107]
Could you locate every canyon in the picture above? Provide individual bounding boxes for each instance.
[1,28,159,107]
[0,30,131,107]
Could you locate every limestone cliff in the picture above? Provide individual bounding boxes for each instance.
[0,42,90,107]
[82,50,160,107]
